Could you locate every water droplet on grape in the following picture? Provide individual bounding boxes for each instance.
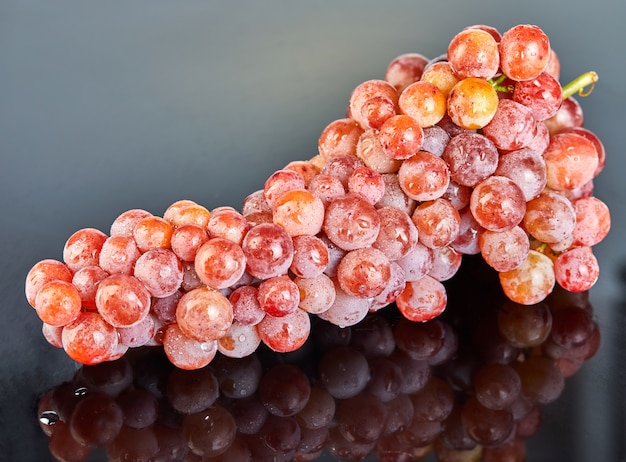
[39,410,59,426]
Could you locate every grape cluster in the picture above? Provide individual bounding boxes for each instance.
[25,23,610,368]
[37,258,601,461]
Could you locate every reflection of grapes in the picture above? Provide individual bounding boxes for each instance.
[37,255,601,461]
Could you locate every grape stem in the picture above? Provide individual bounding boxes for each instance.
[561,71,598,100]
[488,74,514,93]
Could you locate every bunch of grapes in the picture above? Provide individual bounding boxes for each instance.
[25,23,610,368]
[37,260,601,461]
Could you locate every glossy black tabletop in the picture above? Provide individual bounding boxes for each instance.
[1,1,625,461]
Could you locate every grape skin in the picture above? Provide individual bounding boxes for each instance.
[499,24,550,81]
[543,132,599,191]
[447,28,500,80]
[499,250,556,305]
[470,176,526,232]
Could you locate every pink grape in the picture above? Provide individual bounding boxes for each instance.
[525,118,550,154]
[132,216,174,252]
[162,323,218,370]
[398,151,450,201]
[62,228,108,273]
[170,224,209,262]
[543,132,598,191]
[499,250,555,305]
[442,180,471,210]
[442,132,499,187]
[396,275,447,322]
[134,249,183,298]
[372,206,419,261]
[447,77,499,129]
[447,27,500,79]
[544,96,584,136]
[290,234,330,278]
[207,207,250,245]
[563,126,606,177]
[295,273,336,314]
[228,285,266,326]
[175,287,233,342]
[317,118,363,159]
[151,290,183,325]
[420,61,460,98]
[480,226,530,272]
[376,173,416,214]
[194,238,246,290]
[360,95,397,130]
[62,312,119,365]
[421,125,451,156]
[470,176,526,232]
[99,235,141,276]
[411,198,461,249]
[347,166,386,205]
[499,24,550,81]
[428,246,463,281]
[337,247,392,298]
[482,99,537,151]
[523,191,576,244]
[307,173,346,206]
[554,246,599,292]
[257,308,311,352]
[272,189,325,236]
[71,265,109,310]
[397,81,446,128]
[513,71,563,120]
[395,242,434,282]
[451,207,484,255]
[117,313,155,348]
[217,321,262,358]
[257,275,301,317]
[317,279,371,328]
[34,280,82,327]
[95,274,151,328]
[41,323,63,348]
[241,223,294,279]
[322,193,381,251]
[163,202,211,230]
[494,147,547,201]
[241,189,271,216]
[384,52,429,92]
[348,79,399,130]
[571,196,611,246]
[371,261,406,310]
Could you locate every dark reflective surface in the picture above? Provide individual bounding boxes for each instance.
[2,2,626,461]
[34,256,600,461]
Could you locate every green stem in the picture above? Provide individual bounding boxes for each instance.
[489,74,508,87]
[561,71,598,100]
[488,74,514,93]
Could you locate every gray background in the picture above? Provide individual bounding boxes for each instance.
[1,1,625,461]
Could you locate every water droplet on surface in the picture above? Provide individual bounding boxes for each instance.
[74,386,88,397]
[39,410,59,426]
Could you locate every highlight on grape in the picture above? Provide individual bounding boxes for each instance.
[25,23,609,370]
